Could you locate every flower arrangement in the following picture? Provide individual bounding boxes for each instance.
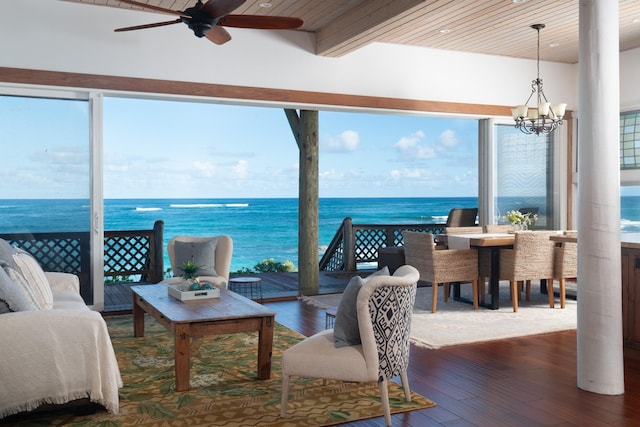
[505,210,537,227]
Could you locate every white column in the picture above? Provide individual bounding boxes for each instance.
[577,0,624,394]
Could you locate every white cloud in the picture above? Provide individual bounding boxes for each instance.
[325,130,360,152]
[193,160,215,178]
[438,129,458,148]
[320,169,346,180]
[230,159,248,179]
[393,130,437,159]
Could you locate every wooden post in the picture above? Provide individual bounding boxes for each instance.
[151,220,164,283]
[343,217,356,271]
[285,109,319,295]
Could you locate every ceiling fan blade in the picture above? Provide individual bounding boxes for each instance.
[205,26,232,45]
[219,15,304,30]
[114,19,182,32]
[201,0,247,20]
[115,0,190,18]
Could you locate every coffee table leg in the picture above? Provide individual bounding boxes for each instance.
[174,323,191,391]
[257,316,274,380]
[132,293,145,337]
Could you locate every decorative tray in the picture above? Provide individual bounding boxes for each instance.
[167,282,220,301]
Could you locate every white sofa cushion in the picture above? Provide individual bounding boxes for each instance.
[13,249,53,310]
[0,266,31,313]
[3,265,41,311]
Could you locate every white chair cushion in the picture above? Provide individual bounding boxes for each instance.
[282,329,373,382]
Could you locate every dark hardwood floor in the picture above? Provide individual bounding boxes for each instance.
[263,298,640,427]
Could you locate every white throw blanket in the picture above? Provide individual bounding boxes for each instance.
[0,302,123,418]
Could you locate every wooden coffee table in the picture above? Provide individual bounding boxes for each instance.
[131,284,276,391]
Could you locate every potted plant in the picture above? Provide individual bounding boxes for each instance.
[182,261,199,281]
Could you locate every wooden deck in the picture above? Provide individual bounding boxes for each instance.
[103,270,363,313]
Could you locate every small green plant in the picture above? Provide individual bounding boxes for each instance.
[253,258,297,273]
[182,261,199,279]
[231,267,255,275]
[104,275,133,284]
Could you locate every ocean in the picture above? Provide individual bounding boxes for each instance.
[2,197,640,272]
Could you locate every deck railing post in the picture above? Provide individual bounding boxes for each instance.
[151,220,164,283]
[343,217,356,271]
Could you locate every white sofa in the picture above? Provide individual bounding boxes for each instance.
[0,239,122,419]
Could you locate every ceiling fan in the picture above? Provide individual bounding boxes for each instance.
[113,0,303,45]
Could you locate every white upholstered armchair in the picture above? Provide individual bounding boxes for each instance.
[280,265,419,427]
[165,235,233,288]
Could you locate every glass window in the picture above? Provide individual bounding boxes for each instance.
[493,125,554,229]
[620,110,640,169]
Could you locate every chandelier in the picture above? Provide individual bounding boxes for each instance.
[512,24,567,135]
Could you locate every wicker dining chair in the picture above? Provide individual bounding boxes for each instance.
[551,230,577,309]
[445,208,478,227]
[444,226,483,235]
[499,230,556,312]
[402,230,479,313]
[484,224,516,233]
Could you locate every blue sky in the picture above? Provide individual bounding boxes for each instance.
[3,94,639,199]
[102,97,479,198]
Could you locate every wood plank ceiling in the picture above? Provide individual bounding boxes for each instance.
[64,0,640,63]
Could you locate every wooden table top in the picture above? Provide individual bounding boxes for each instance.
[131,284,275,324]
[441,233,515,248]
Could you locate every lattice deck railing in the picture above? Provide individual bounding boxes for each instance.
[0,220,164,305]
[319,217,445,271]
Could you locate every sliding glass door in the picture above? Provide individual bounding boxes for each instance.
[0,93,93,302]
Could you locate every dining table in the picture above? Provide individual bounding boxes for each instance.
[443,232,515,310]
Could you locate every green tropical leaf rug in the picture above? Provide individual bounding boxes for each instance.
[5,315,435,426]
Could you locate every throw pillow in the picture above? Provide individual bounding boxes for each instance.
[0,238,16,267]
[333,275,365,348]
[13,248,54,310]
[0,264,31,313]
[333,266,391,348]
[173,239,218,277]
[3,264,41,311]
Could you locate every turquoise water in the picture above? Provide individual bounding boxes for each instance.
[2,196,640,271]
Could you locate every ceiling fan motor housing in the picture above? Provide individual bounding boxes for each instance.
[181,4,217,37]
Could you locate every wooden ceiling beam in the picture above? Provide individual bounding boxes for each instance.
[315,0,428,57]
